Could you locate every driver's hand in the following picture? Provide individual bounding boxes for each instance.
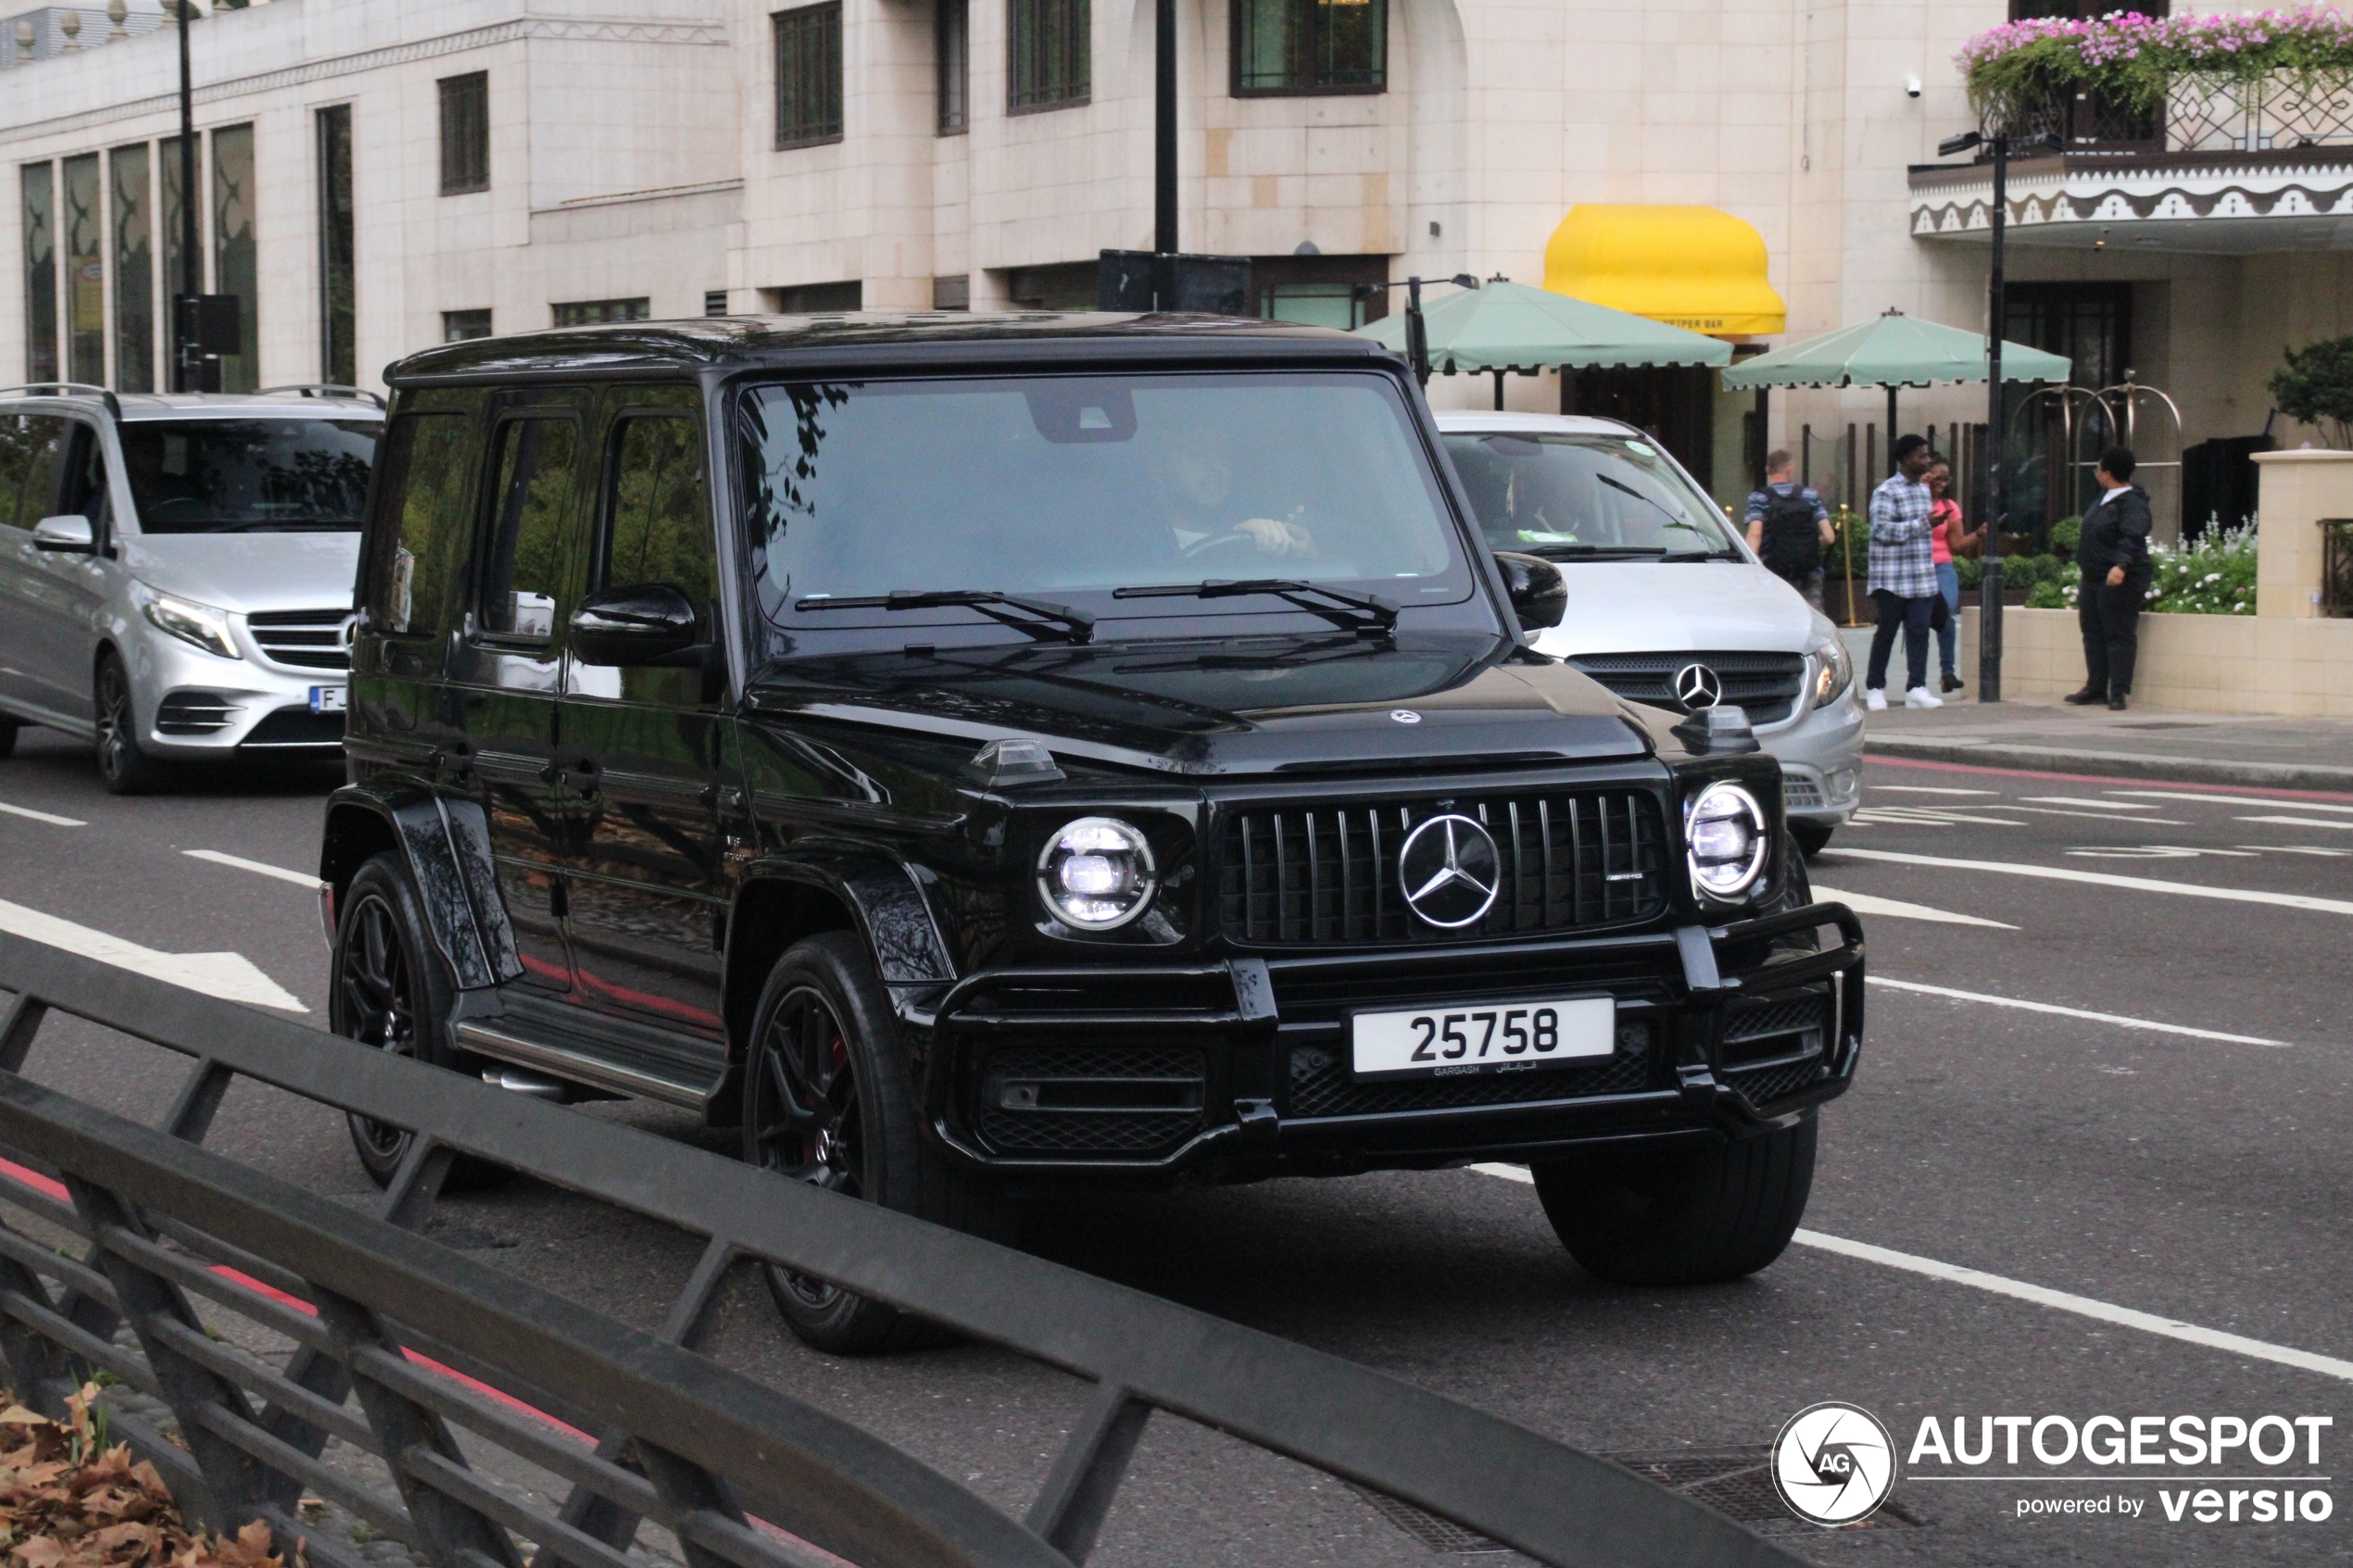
[1237,517,1313,557]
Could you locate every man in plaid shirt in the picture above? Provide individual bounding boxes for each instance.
[1864,433,1943,710]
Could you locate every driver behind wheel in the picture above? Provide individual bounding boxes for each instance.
[1151,446,1315,560]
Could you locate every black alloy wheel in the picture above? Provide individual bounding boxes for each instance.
[94,652,166,795]
[748,981,874,1323]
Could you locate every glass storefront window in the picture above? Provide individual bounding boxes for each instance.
[62,154,104,385]
[210,123,257,392]
[112,144,155,394]
[20,163,57,384]
[317,107,356,387]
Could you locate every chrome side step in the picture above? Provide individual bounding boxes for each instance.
[456,1022,715,1110]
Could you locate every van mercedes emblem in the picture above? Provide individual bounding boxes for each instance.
[1673,663,1724,710]
[1390,709,1422,724]
[1396,814,1500,929]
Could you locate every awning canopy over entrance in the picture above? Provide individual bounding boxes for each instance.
[1353,279,1730,373]
[1542,206,1788,336]
[1720,310,2070,389]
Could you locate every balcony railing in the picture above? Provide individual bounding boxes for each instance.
[2014,69,2353,156]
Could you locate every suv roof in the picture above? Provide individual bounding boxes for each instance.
[390,312,1399,385]
[0,384,384,421]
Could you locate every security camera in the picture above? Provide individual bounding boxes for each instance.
[1906,75,1923,98]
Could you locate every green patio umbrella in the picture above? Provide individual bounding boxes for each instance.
[1356,280,1730,408]
[1721,308,2070,460]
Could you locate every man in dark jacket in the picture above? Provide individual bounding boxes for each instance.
[2066,445,2155,711]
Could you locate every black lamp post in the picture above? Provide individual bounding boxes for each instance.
[173,0,199,393]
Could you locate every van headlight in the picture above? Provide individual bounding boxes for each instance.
[1809,633,1853,709]
[1038,817,1157,930]
[136,584,241,661]
[1685,782,1769,901]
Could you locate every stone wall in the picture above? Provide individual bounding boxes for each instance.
[1962,607,2353,718]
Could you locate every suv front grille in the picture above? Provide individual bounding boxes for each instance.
[1567,651,1806,723]
[1287,1031,1657,1119]
[247,608,352,671]
[1216,790,1668,946]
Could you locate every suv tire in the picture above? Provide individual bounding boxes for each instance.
[331,852,513,1192]
[94,652,167,796]
[1789,820,1832,859]
[1531,1116,1817,1286]
[744,930,1008,1355]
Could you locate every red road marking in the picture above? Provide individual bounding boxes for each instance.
[1867,753,2353,805]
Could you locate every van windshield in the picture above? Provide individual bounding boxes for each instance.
[738,372,1472,631]
[1443,431,1741,559]
[120,419,379,533]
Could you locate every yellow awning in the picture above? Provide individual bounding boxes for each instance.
[1543,205,1786,337]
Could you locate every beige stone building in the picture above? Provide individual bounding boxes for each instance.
[6,0,2352,528]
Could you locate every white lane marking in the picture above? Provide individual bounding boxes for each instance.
[2108,789,2353,815]
[183,849,326,889]
[1831,847,2353,917]
[1869,785,1997,796]
[2248,845,2353,857]
[0,800,85,827]
[1811,886,2016,929]
[0,902,306,1010]
[1868,976,2288,1046]
[2024,797,2161,810]
[2237,814,2353,833]
[1852,808,2031,827]
[2012,807,2188,824]
[2068,846,2252,859]
[1464,1165,2353,1384]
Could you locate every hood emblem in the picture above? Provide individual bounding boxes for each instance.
[1390,709,1422,724]
[1397,814,1501,929]
[1673,663,1724,711]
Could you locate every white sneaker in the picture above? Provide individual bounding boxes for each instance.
[1865,688,1888,712]
[1905,686,1944,709]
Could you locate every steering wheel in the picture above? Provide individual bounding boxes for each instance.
[1180,529,1265,561]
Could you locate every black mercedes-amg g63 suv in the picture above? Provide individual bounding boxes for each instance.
[322,314,1864,1352]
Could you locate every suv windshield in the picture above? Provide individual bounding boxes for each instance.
[120,418,379,533]
[739,372,1471,631]
[1443,430,1740,558]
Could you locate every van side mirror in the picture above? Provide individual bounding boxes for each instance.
[571,583,699,667]
[1493,551,1566,632]
[31,514,95,554]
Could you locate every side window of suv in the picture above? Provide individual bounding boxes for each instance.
[58,423,110,534]
[0,416,70,530]
[603,414,714,628]
[366,412,474,638]
[478,417,580,642]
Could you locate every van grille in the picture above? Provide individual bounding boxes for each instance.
[1566,651,1806,723]
[1215,790,1668,947]
[247,608,352,671]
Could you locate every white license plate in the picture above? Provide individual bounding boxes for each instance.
[1350,997,1617,1081]
[308,685,347,714]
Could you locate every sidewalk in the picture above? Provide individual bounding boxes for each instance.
[1861,696,2353,793]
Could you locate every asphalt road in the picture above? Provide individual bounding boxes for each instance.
[2,722,2350,1567]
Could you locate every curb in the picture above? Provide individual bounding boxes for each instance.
[1865,735,2353,794]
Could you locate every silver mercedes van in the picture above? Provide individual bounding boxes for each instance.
[0,385,381,792]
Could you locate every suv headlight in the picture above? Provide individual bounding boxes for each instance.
[1685,781,1769,901]
[136,585,241,661]
[1038,817,1157,931]
[1809,632,1853,709]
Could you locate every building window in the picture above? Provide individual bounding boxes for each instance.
[1233,0,1385,94]
[1009,0,1088,112]
[211,123,258,392]
[763,281,862,313]
[62,153,103,385]
[439,72,490,194]
[444,308,493,342]
[552,298,651,326]
[318,106,356,388]
[704,290,729,317]
[774,4,844,148]
[937,0,969,133]
[20,164,57,383]
[111,144,155,394]
[932,274,970,310]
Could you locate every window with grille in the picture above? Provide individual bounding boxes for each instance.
[443,309,492,342]
[1009,0,1088,112]
[439,73,489,194]
[774,3,845,148]
[937,0,970,133]
[1232,0,1384,95]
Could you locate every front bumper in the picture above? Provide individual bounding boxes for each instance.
[129,617,346,759]
[1758,681,1865,826]
[911,903,1866,1179]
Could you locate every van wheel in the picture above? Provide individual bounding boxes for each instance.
[94,653,168,795]
[1531,1117,1817,1286]
[331,853,512,1192]
[744,931,1007,1356]
[1789,820,1832,858]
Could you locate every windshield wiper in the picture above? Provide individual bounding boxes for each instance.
[1518,542,1667,559]
[793,589,1094,645]
[1111,578,1399,634]
[1655,548,1743,563]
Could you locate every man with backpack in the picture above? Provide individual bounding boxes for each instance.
[1745,449,1836,609]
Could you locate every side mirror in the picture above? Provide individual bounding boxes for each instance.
[571,583,699,667]
[1493,551,1567,632]
[31,514,95,554]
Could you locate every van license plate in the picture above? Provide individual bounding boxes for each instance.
[1350,997,1615,1081]
[308,686,347,714]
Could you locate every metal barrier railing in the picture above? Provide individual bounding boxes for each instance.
[0,934,1803,1568]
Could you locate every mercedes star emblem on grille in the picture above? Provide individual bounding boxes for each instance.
[1396,813,1501,929]
[1673,662,1724,710]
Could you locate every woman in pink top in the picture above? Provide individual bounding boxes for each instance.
[1925,458,1977,693]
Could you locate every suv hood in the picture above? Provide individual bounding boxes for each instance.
[118,533,361,615]
[1530,561,1816,658]
[748,633,1656,778]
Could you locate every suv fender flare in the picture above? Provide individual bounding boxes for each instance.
[728,847,957,989]
[321,783,523,991]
